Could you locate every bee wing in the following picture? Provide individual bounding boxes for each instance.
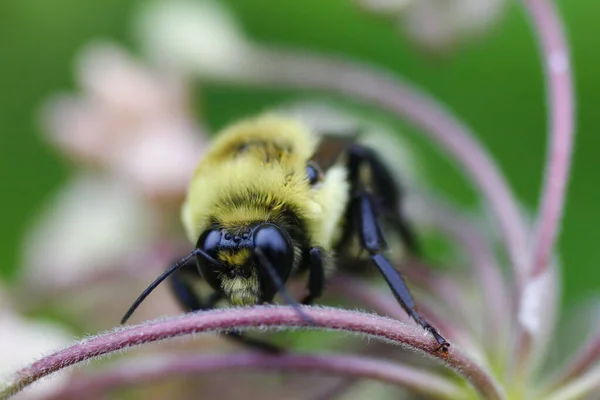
[310,132,359,172]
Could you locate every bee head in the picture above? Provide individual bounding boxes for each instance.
[196,223,295,305]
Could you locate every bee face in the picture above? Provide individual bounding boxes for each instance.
[195,223,295,305]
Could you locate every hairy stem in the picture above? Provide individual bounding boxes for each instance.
[1,306,503,400]
[41,353,464,400]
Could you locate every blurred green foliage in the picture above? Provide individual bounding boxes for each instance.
[0,0,597,308]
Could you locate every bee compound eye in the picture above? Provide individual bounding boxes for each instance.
[198,229,221,253]
[254,226,289,257]
[195,229,222,291]
[253,224,295,299]
[306,162,322,186]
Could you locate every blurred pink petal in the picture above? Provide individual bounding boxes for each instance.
[111,118,205,200]
[40,94,117,166]
[76,42,189,121]
[40,41,208,201]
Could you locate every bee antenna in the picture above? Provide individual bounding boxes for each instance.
[254,248,316,326]
[120,249,214,325]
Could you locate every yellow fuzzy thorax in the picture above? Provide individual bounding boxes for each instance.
[192,113,318,170]
[181,113,350,252]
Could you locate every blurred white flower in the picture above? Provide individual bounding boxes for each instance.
[0,288,73,399]
[399,0,507,53]
[355,0,413,15]
[135,0,253,79]
[40,41,208,200]
[20,173,159,289]
[356,0,507,53]
[16,172,187,329]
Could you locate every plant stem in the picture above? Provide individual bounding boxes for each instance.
[41,353,464,400]
[1,306,504,400]
[513,0,575,385]
[526,0,575,280]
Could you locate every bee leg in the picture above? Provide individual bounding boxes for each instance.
[168,267,209,311]
[301,247,325,305]
[354,190,449,351]
[347,144,421,256]
[169,272,284,353]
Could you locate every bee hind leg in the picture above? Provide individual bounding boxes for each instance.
[169,271,284,354]
[352,190,449,351]
[347,144,421,256]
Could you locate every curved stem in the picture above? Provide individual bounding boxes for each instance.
[526,0,575,280]
[544,333,600,392]
[309,376,358,400]
[513,0,574,384]
[1,306,504,400]
[41,353,464,400]
[544,364,600,400]
[218,46,529,286]
[409,192,511,357]
[330,273,471,349]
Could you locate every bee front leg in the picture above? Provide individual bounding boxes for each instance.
[301,247,325,305]
[169,271,284,353]
[353,190,450,352]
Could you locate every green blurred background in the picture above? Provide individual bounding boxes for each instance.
[0,0,597,308]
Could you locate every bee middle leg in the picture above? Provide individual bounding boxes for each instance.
[169,270,284,353]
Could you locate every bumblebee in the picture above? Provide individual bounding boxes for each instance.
[121,113,449,351]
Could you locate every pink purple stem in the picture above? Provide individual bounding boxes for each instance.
[411,192,511,355]
[544,364,600,400]
[512,0,575,382]
[1,306,504,400]
[41,353,463,400]
[525,0,575,279]
[545,334,600,391]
